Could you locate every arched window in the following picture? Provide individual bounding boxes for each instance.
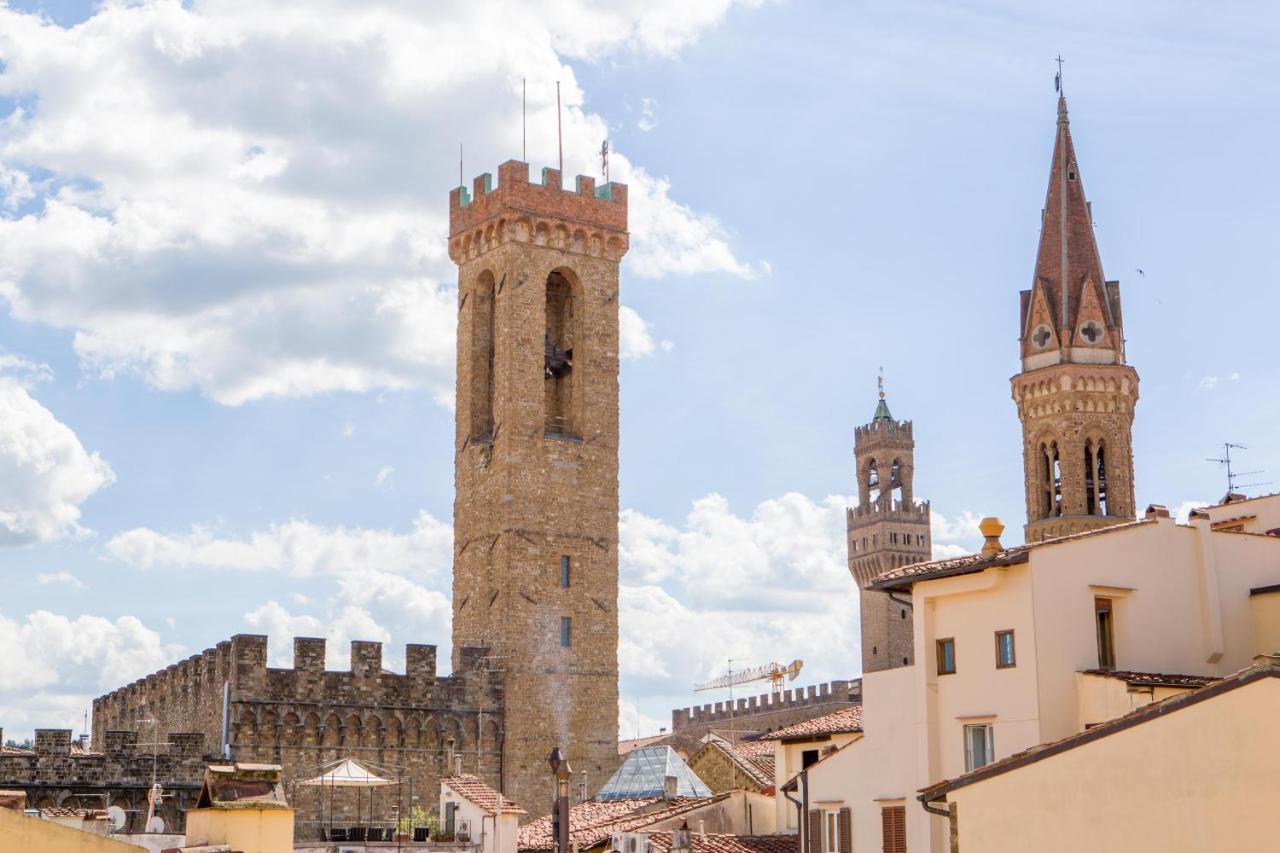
[1039,441,1062,519]
[470,271,497,441]
[1084,438,1109,516]
[889,458,904,505]
[866,458,880,504]
[545,270,577,436]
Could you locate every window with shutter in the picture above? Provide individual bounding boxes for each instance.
[880,805,905,853]
[838,807,852,853]
[809,809,823,853]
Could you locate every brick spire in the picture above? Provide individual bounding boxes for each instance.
[1020,96,1124,364]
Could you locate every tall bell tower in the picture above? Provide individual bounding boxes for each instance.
[847,378,931,673]
[1013,97,1139,542]
[448,161,627,812]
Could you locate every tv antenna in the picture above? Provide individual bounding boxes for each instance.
[1206,442,1271,496]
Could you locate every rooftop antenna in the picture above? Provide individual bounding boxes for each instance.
[600,139,609,183]
[1206,442,1271,495]
[1054,54,1064,95]
[556,81,563,175]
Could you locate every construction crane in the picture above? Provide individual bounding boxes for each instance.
[694,660,804,696]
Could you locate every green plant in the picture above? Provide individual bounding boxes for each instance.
[397,806,436,835]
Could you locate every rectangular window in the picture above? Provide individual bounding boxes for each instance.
[936,637,956,675]
[964,723,994,772]
[560,616,571,647]
[560,555,571,588]
[995,630,1016,668]
[801,748,820,769]
[1095,597,1115,669]
[824,810,838,853]
[880,805,905,853]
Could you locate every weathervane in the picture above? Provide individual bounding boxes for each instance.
[1054,54,1065,95]
[878,366,885,399]
[600,138,610,183]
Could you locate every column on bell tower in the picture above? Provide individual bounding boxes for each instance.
[846,381,932,674]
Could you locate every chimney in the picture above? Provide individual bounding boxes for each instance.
[663,775,678,800]
[1145,504,1170,520]
[979,517,1005,557]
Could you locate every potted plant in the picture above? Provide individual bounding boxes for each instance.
[397,807,435,842]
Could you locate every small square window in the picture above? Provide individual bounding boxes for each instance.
[560,555,571,588]
[936,638,956,675]
[963,723,994,771]
[995,630,1016,668]
[560,616,571,647]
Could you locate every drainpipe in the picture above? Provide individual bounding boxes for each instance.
[919,791,949,817]
[782,769,808,853]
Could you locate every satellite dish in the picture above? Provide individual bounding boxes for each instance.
[106,806,127,833]
[147,815,166,833]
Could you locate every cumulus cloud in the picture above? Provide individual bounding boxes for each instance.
[0,1,759,407]
[1197,372,1240,391]
[619,305,658,359]
[930,509,983,558]
[0,610,179,736]
[637,96,659,132]
[0,376,115,546]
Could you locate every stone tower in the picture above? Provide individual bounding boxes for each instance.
[448,161,627,813]
[847,380,931,673]
[1013,97,1139,542]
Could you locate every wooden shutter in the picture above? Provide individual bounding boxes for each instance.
[838,807,852,853]
[808,809,823,853]
[881,805,905,853]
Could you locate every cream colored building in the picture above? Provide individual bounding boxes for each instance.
[778,497,1280,853]
[920,661,1280,852]
[441,773,526,853]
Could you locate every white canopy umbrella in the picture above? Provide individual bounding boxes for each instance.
[298,758,392,788]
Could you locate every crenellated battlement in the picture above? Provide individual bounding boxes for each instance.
[448,160,629,264]
[849,498,931,523]
[670,679,861,733]
[854,417,915,445]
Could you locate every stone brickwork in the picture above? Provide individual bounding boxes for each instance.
[847,390,931,674]
[448,160,627,816]
[93,634,503,840]
[0,726,207,833]
[1014,97,1139,541]
[671,680,861,736]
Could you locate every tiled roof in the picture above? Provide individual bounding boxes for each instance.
[1080,669,1218,689]
[920,663,1280,802]
[0,745,32,755]
[729,739,775,784]
[763,706,862,741]
[441,773,526,815]
[647,832,799,853]
[869,520,1154,590]
[518,796,726,852]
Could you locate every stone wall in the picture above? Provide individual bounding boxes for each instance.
[670,680,861,735]
[0,726,207,833]
[93,634,505,840]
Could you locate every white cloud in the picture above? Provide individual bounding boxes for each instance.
[35,571,85,590]
[106,511,453,583]
[0,1,759,406]
[375,466,395,487]
[619,696,668,739]
[1198,372,1240,391]
[0,377,115,546]
[1173,499,1210,524]
[0,610,179,737]
[342,422,356,438]
[619,305,657,359]
[637,96,659,132]
[930,509,983,557]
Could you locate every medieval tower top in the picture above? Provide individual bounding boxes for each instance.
[1013,97,1140,541]
[847,376,931,673]
[448,160,627,814]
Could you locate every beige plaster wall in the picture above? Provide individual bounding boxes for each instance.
[440,782,519,853]
[184,807,295,853]
[947,677,1280,852]
[1075,673,1191,728]
[772,731,860,832]
[1250,590,1280,656]
[0,806,141,853]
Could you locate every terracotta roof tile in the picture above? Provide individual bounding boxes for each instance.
[1080,669,1217,689]
[763,706,862,741]
[869,520,1154,590]
[518,796,727,852]
[647,832,798,853]
[441,774,526,815]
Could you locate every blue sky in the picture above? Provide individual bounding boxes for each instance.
[1,0,1278,741]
